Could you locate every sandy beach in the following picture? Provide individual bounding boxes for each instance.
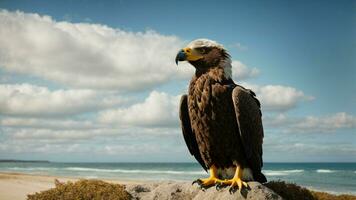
[0,172,78,200]
[0,172,284,200]
[1,172,356,200]
[0,172,139,200]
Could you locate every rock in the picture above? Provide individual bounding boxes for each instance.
[125,181,283,200]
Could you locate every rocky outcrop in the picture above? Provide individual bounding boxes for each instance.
[125,181,283,200]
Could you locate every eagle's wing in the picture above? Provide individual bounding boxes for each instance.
[232,85,265,181]
[179,94,207,171]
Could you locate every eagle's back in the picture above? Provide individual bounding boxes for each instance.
[187,67,247,169]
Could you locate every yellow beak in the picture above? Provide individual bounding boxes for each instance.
[175,47,203,65]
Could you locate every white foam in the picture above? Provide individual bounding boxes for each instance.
[6,167,57,171]
[3,166,206,175]
[316,169,335,173]
[64,167,206,175]
[263,169,304,176]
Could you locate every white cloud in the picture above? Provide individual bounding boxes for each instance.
[0,117,101,130]
[0,10,264,91]
[243,83,314,111]
[0,10,193,90]
[0,10,353,163]
[231,60,259,80]
[0,83,124,117]
[101,144,163,155]
[0,136,183,159]
[265,142,356,156]
[264,112,356,133]
[2,126,179,144]
[1,126,122,142]
[263,113,291,127]
[99,91,180,127]
[10,129,98,140]
[0,141,90,154]
[230,42,248,51]
[291,112,356,132]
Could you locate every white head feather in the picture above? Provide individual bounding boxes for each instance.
[187,39,232,78]
[187,38,224,49]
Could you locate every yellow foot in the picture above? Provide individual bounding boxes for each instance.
[215,165,249,193]
[192,176,223,188]
[192,165,222,189]
[218,177,248,193]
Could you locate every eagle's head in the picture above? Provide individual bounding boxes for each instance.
[175,39,231,77]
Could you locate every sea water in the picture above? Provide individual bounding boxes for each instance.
[0,162,355,194]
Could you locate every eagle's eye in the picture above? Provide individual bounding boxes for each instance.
[195,47,208,54]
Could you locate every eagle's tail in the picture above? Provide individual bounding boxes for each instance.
[254,171,267,183]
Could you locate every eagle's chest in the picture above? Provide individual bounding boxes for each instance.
[188,76,233,127]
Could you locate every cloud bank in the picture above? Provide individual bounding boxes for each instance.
[264,112,356,133]
[242,83,314,111]
[99,91,180,127]
[0,83,124,117]
[0,10,190,90]
[0,9,354,162]
[0,10,258,91]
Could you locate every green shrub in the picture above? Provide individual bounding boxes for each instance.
[265,180,315,200]
[311,191,356,200]
[27,179,132,200]
[265,180,356,200]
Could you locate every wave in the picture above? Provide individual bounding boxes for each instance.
[3,166,206,175]
[263,169,304,176]
[64,167,206,175]
[316,169,335,173]
[5,167,58,171]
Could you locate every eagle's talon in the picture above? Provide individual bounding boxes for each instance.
[229,186,238,194]
[192,179,202,186]
[246,184,251,190]
[215,183,221,191]
[229,187,232,194]
[199,184,209,191]
[215,183,225,191]
[192,166,224,190]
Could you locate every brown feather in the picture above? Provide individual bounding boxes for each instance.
[179,95,207,171]
[232,86,267,182]
[187,67,247,169]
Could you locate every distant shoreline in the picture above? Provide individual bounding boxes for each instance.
[0,160,50,163]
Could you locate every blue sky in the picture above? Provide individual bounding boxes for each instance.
[0,0,355,162]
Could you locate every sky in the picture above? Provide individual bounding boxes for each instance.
[0,0,355,162]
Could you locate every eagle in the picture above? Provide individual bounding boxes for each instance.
[175,39,267,191]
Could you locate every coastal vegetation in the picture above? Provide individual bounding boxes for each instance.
[27,179,131,200]
[27,179,356,200]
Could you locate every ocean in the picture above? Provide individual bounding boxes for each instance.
[0,162,355,195]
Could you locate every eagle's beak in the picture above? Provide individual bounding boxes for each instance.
[175,49,187,65]
[175,47,203,65]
